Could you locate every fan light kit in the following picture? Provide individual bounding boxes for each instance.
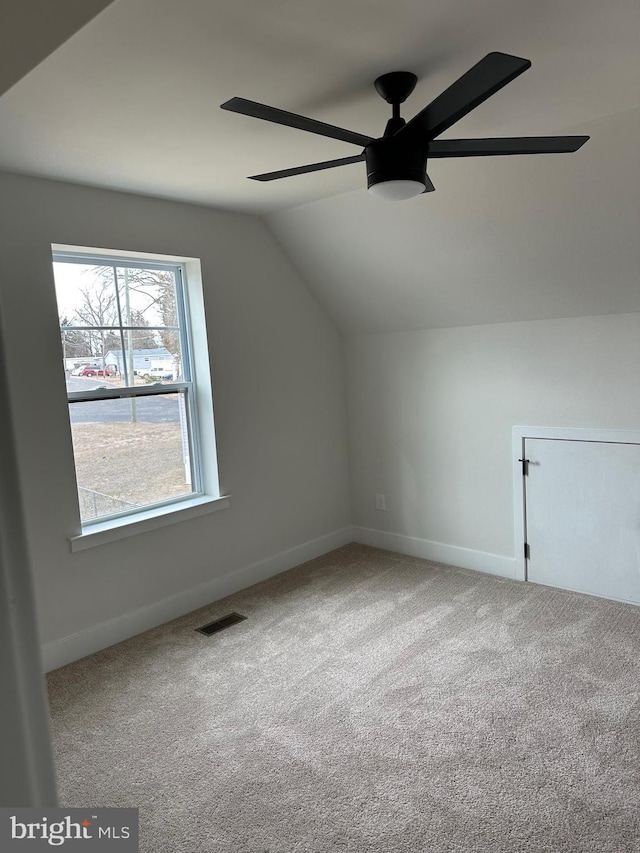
[221,52,589,201]
[369,180,424,201]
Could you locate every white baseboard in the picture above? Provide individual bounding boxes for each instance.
[42,526,354,672]
[353,526,516,580]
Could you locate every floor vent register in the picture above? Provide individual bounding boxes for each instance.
[196,612,247,636]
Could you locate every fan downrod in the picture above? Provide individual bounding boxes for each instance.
[374,72,418,105]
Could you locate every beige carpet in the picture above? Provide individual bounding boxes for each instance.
[47,544,640,852]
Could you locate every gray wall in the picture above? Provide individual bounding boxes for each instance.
[347,313,640,559]
[0,171,351,660]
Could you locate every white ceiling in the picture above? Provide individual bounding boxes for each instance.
[1,0,639,331]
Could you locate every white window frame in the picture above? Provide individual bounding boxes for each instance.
[52,244,229,551]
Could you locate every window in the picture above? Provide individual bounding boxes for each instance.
[52,248,222,535]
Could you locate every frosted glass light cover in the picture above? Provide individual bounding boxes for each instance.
[368,180,424,201]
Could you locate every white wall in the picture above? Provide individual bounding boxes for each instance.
[347,313,640,572]
[0,171,351,667]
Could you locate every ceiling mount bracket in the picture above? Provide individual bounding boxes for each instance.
[374,72,418,106]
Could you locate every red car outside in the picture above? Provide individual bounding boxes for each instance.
[80,365,108,377]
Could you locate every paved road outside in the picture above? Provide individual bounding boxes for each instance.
[66,376,180,424]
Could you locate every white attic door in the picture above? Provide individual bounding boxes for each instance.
[514,428,640,605]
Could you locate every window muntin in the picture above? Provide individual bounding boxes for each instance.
[52,254,202,525]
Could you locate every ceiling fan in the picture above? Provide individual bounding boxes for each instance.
[221,52,588,201]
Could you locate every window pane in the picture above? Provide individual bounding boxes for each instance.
[103,340,182,385]
[114,267,183,385]
[54,262,119,328]
[69,393,194,522]
[56,261,185,388]
[115,266,179,329]
[65,368,115,394]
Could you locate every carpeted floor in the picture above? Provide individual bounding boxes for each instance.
[47,544,640,852]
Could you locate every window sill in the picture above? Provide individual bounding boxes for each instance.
[69,495,230,552]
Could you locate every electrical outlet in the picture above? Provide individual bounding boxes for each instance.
[375,493,386,511]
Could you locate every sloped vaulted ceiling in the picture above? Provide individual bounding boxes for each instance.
[0,0,117,96]
[268,106,640,333]
[0,0,638,332]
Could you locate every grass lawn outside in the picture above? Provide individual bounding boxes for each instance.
[71,421,192,517]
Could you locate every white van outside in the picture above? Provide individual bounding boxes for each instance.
[142,363,174,380]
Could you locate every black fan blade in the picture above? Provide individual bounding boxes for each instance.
[427,136,589,157]
[249,154,366,182]
[400,52,531,142]
[221,97,374,148]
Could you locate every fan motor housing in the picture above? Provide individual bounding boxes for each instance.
[365,138,428,191]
